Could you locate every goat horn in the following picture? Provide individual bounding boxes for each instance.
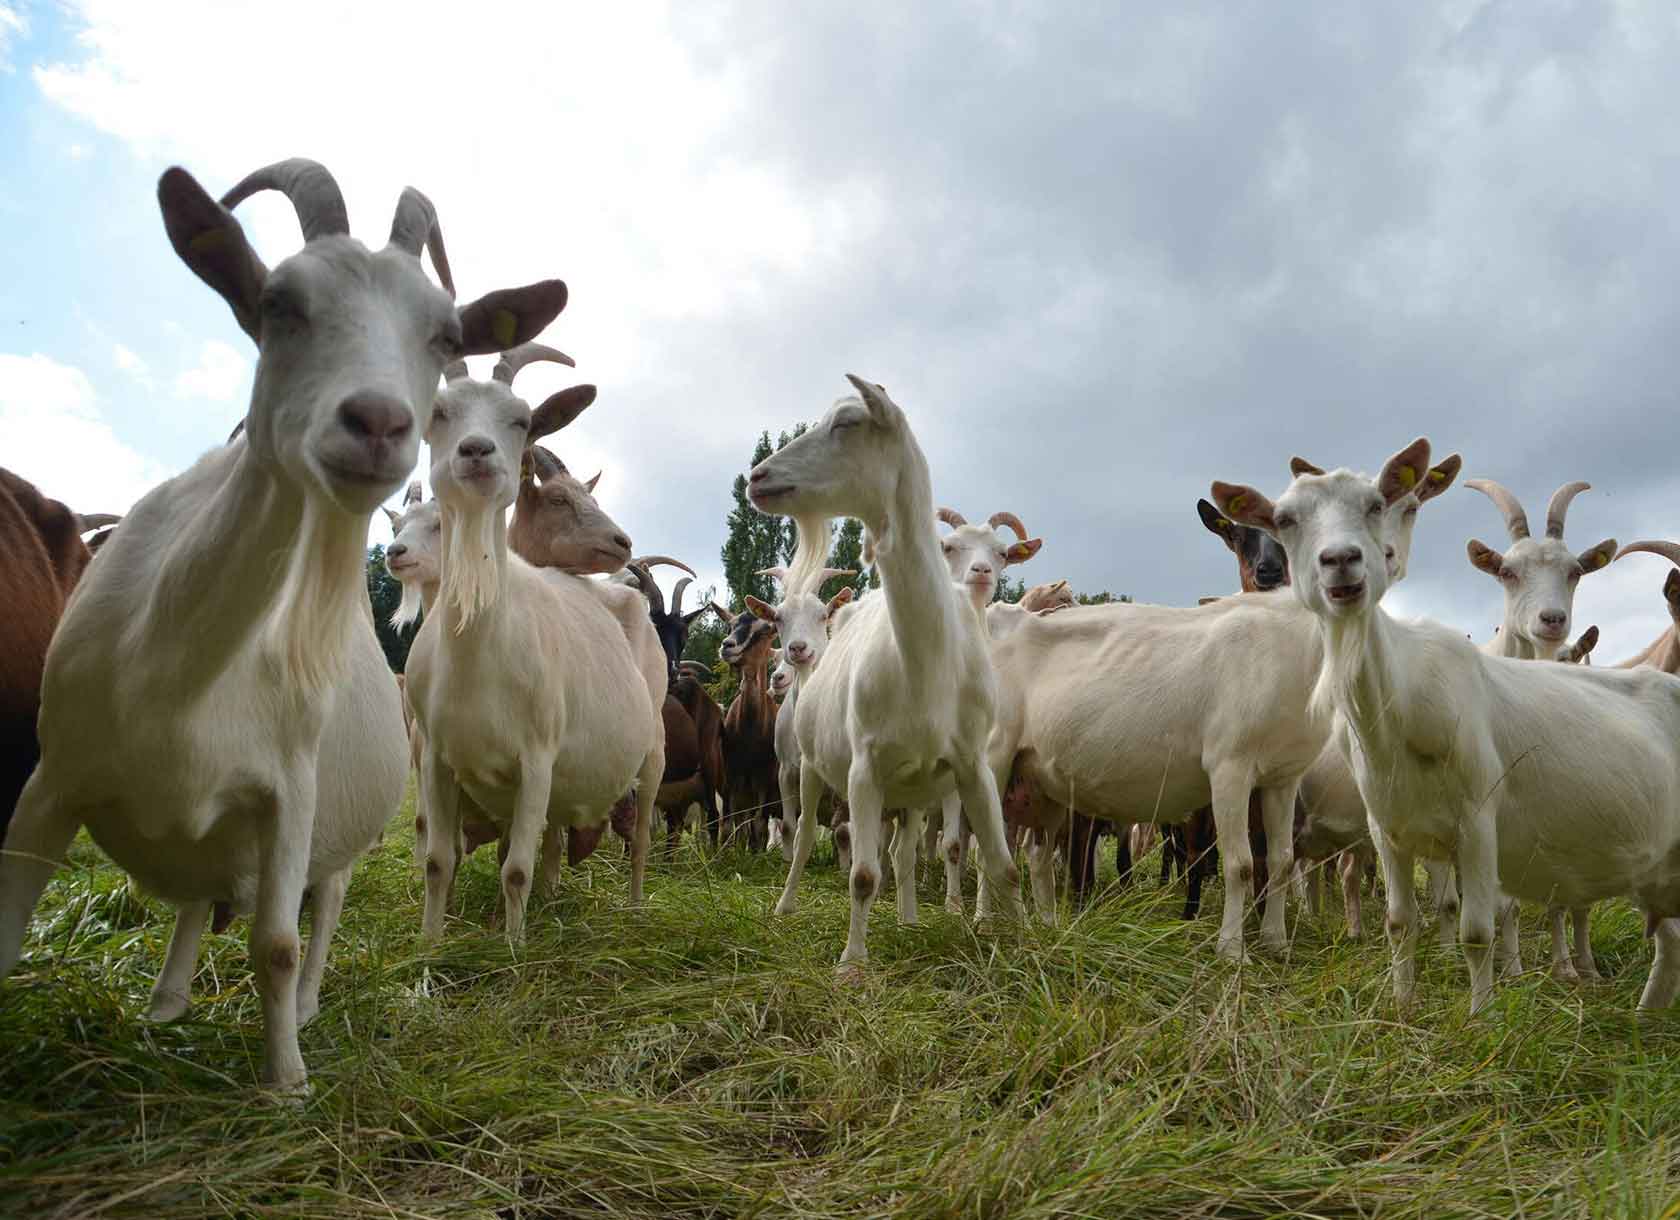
[630,555,698,578]
[386,186,455,297]
[935,507,967,529]
[219,158,349,242]
[492,343,575,386]
[1464,478,1531,541]
[757,566,790,584]
[76,513,121,533]
[1545,481,1590,540]
[819,568,858,583]
[226,417,247,445]
[1614,540,1680,568]
[671,576,694,615]
[988,511,1028,540]
[530,445,567,482]
[403,480,423,507]
[625,562,666,616]
[679,660,714,679]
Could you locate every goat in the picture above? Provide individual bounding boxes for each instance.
[0,469,116,843]
[744,563,856,860]
[653,660,726,851]
[715,603,782,850]
[0,160,568,1090]
[404,334,664,945]
[749,376,1025,964]
[1215,439,1680,1013]
[985,451,1458,947]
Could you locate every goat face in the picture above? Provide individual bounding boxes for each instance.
[510,467,632,575]
[246,242,453,513]
[939,524,1041,605]
[746,376,903,521]
[1198,498,1289,592]
[744,586,855,671]
[1467,535,1610,650]
[719,609,775,667]
[1214,439,1438,621]
[384,496,441,628]
[426,380,530,514]
[770,657,796,697]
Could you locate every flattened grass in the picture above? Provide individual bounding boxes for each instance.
[3,791,1679,1217]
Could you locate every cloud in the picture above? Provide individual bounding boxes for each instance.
[22,1,1680,660]
[0,351,171,513]
[0,4,24,72]
[112,342,152,388]
[173,338,247,404]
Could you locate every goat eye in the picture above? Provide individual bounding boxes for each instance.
[1366,501,1384,517]
[432,326,463,359]
[260,291,305,327]
[1274,513,1295,530]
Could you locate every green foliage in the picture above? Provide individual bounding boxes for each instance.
[366,545,417,671]
[822,516,870,603]
[3,812,1677,1217]
[1075,590,1132,605]
[994,571,1026,604]
[721,430,785,609]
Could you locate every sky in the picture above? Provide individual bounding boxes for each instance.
[2,0,1678,654]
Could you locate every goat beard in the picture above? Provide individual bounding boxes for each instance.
[262,497,361,696]
[392,579,424,630]
[440,504,502,632]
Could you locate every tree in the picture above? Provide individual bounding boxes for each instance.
[993,571,1027,604]
[823,516,870,602]
[1074,590,1132,605]
[366,546,417,671]
[720,430,787,609]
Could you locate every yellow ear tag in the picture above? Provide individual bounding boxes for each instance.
[491,309,518,348]
[1227,494,1247,514]
[189,228,228,252]
[1428,469,1445,483]
[1397,465,1418,489]
[1217,517,1231,528]
[1593,551,1607,568]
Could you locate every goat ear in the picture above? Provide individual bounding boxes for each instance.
[530,384,597,442]
[1665,569,1680,618]
[1005,538,1042,565]
[743,595,777,622]
[1197,498,1237,546]
[158,167,268,343]
[708,600,736,627]
[1290,457,1326,478]
[583,470,601,494]
[682,604,710,626]
[844,373,896,425]
[1467,539,1504,578]
[825,586,856,616]
[1577,539,1617,576]
[1210,482,1277,534]
[1569,624,1600,663]
[458,280,568,356]
[1416,454,1462,503]
[1377,438,1432,506]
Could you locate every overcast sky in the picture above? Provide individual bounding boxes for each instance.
[2,1,1677,654]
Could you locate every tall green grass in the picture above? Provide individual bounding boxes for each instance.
[3,789,1678,1218]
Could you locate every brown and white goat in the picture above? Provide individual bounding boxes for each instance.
[716,602,781,849]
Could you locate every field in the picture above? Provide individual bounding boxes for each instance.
[3,788,1678,1219]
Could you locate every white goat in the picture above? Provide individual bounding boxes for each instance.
[982,452,1458,944]
[0,159,566,1090]
[404,349,664,943]
[1214,439,1680,1014]
[1462,478,1617,980]
[936,507,1042,609]
[746,564,856,862]
[748,376,1026,964]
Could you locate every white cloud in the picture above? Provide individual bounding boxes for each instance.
[0,352,171,513]
[173,339,247,404]
[112,342,153,388]
[0,4,25,72]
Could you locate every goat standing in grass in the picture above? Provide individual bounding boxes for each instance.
[750,376,1025,963]
[1215,439,1680,1013]
[0,159,566,1090]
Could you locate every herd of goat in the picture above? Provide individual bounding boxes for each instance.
[5,156,1680,1096]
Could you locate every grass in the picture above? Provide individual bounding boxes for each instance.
[4,789,1680,1219]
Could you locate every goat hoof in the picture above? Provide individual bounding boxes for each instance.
[143,991,191,1023]
[944,897,964,916]
[1260,932,1288,955]
[834,959,868,985]
[773,898,797,917]
[1216,938,1247,963]
[1551,962,1580,984]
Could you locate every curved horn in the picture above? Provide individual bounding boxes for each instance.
[1545,480,1590,540]
[1464,478,1531,541]
[76,512,121,533]
[1614,540,1680,568]
[387,186,455,297]
[757,565,790,585]
[530,445,568,482]
[219,158,349,242]
[678,660,715,680]
[671,576,693,616]
[629,555,698,578]
[988,511,1028,540]
[625,561,666,616]
[818,567,859,583]
[492,343,575,386]
[935,507,967,529]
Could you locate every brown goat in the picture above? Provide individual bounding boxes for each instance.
[717,605,780,850]
[0,468,111,842]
